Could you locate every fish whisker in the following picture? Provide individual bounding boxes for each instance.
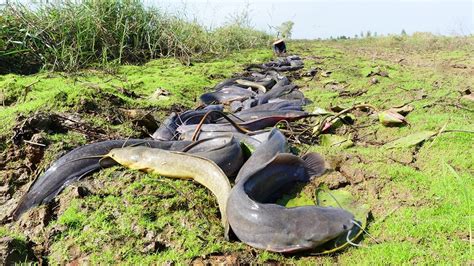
[351,219,380,244]
[346,228,363,247]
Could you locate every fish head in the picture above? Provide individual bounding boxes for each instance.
[295,207,355,251]
[104,147,142,166]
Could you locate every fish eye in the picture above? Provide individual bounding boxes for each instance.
[343,224,348,230]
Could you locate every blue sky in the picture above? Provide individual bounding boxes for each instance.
[147,0,474,39]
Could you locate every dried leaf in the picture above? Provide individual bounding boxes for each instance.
[369,77,379,84]
[378,110,407,126]
[461,94,474,102]
[312,107,332,115]
[321,119,343,132]
[384,130,437,149]
[321,114,355,133]
[330,104,350,112]
[321,70,332,77]
[388,104,414,115]
[148,88,171,101]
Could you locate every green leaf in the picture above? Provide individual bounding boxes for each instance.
[320,134,354,148]
[240,141,255,158]
[316,189,369,220]
[276,192,315,207]
[384,130,437,149]
[313,188,370,254]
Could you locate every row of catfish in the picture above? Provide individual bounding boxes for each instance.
[12,55,359,254]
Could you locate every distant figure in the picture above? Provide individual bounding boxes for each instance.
[272,39,286,56]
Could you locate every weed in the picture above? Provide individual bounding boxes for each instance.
[0,1,270,73]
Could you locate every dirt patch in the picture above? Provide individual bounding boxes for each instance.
[193,253,239,265]
[16,205,54,240]
[313,154,378,190]
[10,112,113,146]
[0,236,37,264]
[11,113,65,145]
[119,108,159,135]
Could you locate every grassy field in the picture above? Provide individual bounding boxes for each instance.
[0,35,473,264]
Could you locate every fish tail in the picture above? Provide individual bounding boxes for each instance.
[12,195,32,221]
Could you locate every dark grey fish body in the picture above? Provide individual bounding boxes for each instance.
[257,78,276,90]
[200,86,256,104]
[180,130,272,151]
[270,90,306,102]
[152,105,223,140]
[213,77,252,91]
[272,65,304,72]
[14,136,241,220]
[152,112,179,140]
[227,133,355,253]
[237,100,305,114]
[234,129,288,184]
[216,100,305,123]
[258,81,297,104]
[267,97,312,105]
[13,139,190,219]
[177,123,236,135]
[192,136,243,176]
[177,112,308,138]
[287,55,301,60]
[258,77,290,104]
[222,110,308,123]
[251,71,283,81]
[247,56,304,72]
[242,98,257,110]
[180,105,224,124]
[235,79,267,94]
[230,101,243,113]
[213,76,275,91]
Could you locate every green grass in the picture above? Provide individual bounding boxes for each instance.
[294,37,473,264]
[1,36,473,264]
[0,0,270,73]
[47,171,245,264]
[0,49,273,138]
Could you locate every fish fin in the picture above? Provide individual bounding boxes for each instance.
[224,222,230,241]
[99,157,118,168]
[301,152,326,177]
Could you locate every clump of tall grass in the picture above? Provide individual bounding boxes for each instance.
[329,32,474,53]
[0,0,270,74]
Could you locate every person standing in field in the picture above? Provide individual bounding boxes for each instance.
[272,39,286,56]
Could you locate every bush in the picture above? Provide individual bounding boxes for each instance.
[0,0,270,73]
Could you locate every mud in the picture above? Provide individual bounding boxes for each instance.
[0,236,37,264]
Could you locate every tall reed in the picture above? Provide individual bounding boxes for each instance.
[0,0,270,73]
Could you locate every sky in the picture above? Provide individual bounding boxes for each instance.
[145,0,474,39]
